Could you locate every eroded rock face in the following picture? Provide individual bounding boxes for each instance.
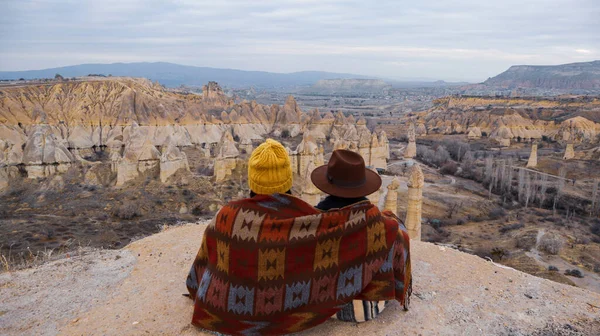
[383,177,400,215]
[0,78,393,185]
[22,125,75,178]
[557,117,597,143]
[0,167,8,191]
[527,144,538,168]
[417,96,600,144]
[406,164,424,240]
[214,131,239,183]
[467,127,482,139]
[160,136,190,183]
[404,124,417,159]
[116,123,161,186]
[563,143,575,160]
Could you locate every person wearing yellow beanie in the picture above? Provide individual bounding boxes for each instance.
[248,138,293,196]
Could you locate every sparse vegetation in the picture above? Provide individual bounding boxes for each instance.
[440,161,458,175]
[539,233,563,255]
[489,207,506,220]
[112,203,141,220]
[564,269,584,278]
[499,223,524,233]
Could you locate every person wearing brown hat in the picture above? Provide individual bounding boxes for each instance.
[311,149,382,211]
[311,149,408,323]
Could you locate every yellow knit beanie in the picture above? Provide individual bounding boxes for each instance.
[248,138,293,195]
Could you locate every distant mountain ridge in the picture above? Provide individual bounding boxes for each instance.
[0,62,373,89]
[484,60,600,90]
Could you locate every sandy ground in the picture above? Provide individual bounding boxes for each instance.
[1,222,600,336]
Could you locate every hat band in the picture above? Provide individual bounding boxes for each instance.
[327,174,366,188]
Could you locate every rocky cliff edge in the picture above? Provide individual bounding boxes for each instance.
[1,222,599,336]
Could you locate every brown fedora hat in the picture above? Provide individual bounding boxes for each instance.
[311,149,382,198]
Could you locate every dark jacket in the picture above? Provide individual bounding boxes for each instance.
[315,195,369,211]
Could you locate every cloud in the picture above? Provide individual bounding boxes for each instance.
[0,0,598,81]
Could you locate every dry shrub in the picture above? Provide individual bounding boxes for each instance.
[539,233,563,255]
[112,203,141,220]
[489,207,506,220]
[499,223,524,233]
[440,161,458,175]
[564,269,584,278]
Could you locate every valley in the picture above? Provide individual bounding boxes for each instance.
[2,63,600,296]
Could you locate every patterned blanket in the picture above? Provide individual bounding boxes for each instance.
[186,193,411,335]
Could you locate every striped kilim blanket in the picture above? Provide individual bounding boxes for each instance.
[186,193,411,335]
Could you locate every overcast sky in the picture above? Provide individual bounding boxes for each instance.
[0,0,598,82]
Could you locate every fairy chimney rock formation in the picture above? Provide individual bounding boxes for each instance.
[160,136,190,183]
[467,127,482,140]
[202,81,229,108]
[415,123,427,136]
[404,123,417,159]
[527,144,538,168]
[22,125,75,178]
[563,143,575,160]
[116,124,161,186]
[383,177,400,215]
[300,160,322,205]
[214,131,240,183]
[406,164,424,240]
[294,133,323,179]
[239,138,253,154]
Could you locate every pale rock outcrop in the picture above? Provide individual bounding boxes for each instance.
[563,143,575,160]
[556,117,597,143]
[357,130,372,166]
[0,167,8,191]
[300,160,322,205]
[333,139,348,151]
[239,138,253,154]
[0,165,20,191]
[0,125,27,148]
[290,133,324,203]
[467,127,482,140]
[305,109,331,142]
[383,177,400,215]
[493,126,512,147]
[22,125,75,178]
[273,96,303,137]
[368,132,388,169]
[105,126,124,149]
[366,187,381,206]
[109,150,121,173]
[116,123,161,186]
[379,131,390,160]
[84,164,114,186]
[527,144,538,168]
[202,81,230,108]
[213,131,239,183]
[406,164,424,240]
[198,144,212,158]
[404,123,417,159]
[415,123,427,136]
[160,136,190,183]
[0,139,23,166]
[293,133,324,179]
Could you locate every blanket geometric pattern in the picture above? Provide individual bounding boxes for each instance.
[186,193,411,336]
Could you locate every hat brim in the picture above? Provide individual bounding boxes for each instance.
[310,165,382,198]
